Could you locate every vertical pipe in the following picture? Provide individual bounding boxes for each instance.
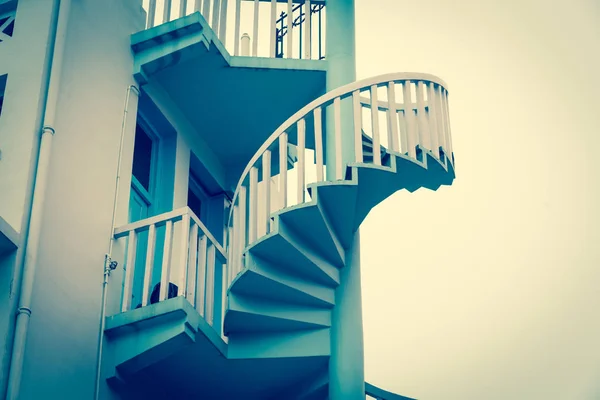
[7,1,71,399]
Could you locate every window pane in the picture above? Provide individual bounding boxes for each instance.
[132,125,153,192]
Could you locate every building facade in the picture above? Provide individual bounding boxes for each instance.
[0,0,455,399]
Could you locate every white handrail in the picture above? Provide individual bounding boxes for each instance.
[113,207,227,331]
[142,0,326,60]
[224,72,453,286]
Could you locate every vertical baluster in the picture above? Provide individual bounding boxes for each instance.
[286,0,293,58]
[196,235,207,316]
[159,220,174,301]
[231,202,240,276]
[234,0,242,55]
[386,82,400,153]
[205,243,216,326]
[370,85,381,166]
[212,0,221,33]
[415,81,428,151]
[398,109,408,155]
[180,0,188,18]
[314,107,324,181]
[177,214,190,297]
[441,88,452,158]
[305,0,311,59]
[202,0,211,21]
[121,230,138,312]
[147,0,157,28]
[186,223,199,305]
[262,150,272,234]
[427,82,440,158]
[334,97,343,179]
[194,0,202,12]
[141,224,157,307]
[163,0,172,23]
[238,186,247,269]
[402,81,417,159]
[252,0,260,56]
[221,252,228,340]
[219,0,228,43]
[352,90,363,163]
[226,225,234,285]
[297,120,306,203]
[279,133,288,208]
[249,166,258,243]
[270,0,277,57]
[435,84,446,158]
[438,87,448,156]
[444,89,454,159]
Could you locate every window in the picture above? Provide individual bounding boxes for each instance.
[0,74,6,117]
[188,171,206,221]
[132,124,154,192]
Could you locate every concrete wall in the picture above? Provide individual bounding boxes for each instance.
[18,1,146,398]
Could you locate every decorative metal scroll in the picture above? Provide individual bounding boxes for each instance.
[276,3,325,59]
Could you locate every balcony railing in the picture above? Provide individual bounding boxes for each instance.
[142,0,326,59]
[112,207,227,331]
[226,72,453,286]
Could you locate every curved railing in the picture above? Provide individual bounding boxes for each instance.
[225,72,454,286]
[365,382,416,400]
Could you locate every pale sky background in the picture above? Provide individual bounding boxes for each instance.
[357,1,600,399]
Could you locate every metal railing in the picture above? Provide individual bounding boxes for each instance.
[113,207,227,329]
[225,72,454,286]
[142,0,326,59]
[365,382,416,400]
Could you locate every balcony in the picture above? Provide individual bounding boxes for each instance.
[133,1,328,186]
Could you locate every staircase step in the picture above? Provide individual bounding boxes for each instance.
[249,222,340,287]
[227,328,331,359]
[231,254,335,309]
[309,180,359,249]
[225,293,331,334]
[277,202,345,268]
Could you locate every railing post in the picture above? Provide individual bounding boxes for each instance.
[304,0,312,59]
[212,0,221,34]
[252,0,260,56]
[234,0,242,55]
[219,0,228,43]
[427,82,440,158]
[241,33,250,56]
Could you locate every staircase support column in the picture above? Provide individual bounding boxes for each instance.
[325,0,357,180]
[330,230,365,399]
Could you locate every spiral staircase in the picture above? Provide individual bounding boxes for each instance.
[105,72,454,399]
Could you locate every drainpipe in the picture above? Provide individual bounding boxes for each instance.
[5,0,71,399]
[93,84,140,400]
